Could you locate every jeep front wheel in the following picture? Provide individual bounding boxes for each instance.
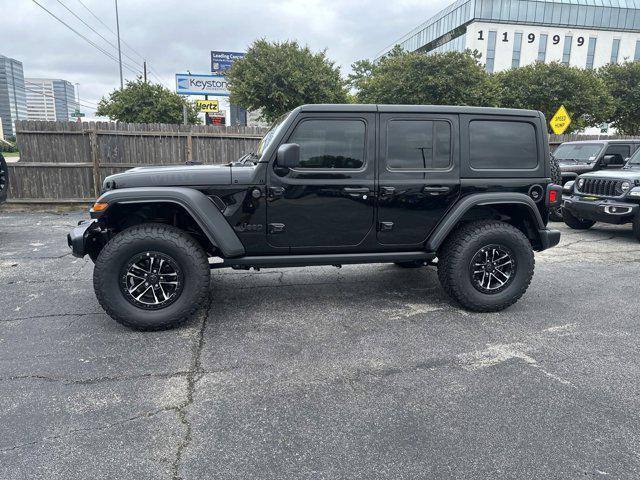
[93,223,211,330]
[437,221,534,312]
[562,208,595,230]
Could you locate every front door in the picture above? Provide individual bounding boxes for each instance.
[377,113,460,246]
[266,113,375,250]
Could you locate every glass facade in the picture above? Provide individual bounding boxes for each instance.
[378,0,640,60]
[0,55,27,138]
[537,33,548,61]
[486,30,498,71]
[586,37,598,68]
[635,39,640,59]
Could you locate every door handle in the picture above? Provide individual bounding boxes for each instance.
[343,187,370,195]
[380,186,396,197]
[423,186,451,195]
[267,186,285,198]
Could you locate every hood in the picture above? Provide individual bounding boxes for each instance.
[579,169,640,181]
[103,164,232,190]
[558,162,595,174]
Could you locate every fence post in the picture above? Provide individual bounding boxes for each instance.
[89,125,101,198]
[186,132,193,162]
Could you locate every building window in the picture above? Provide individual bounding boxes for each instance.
[635,40,640,61]
[486,30,497,72]
[562,35,572,65]
[512,32,523,68]
[611,39,620,64]
[538,34,548,62]
[586,37,597,69]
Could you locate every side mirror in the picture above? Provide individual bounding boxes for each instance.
[602,154,616,166]
[276,143,300,169]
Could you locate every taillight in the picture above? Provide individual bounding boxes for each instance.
[548,189,558,203]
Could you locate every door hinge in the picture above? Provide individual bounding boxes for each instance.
[379,221,394,232]
[268,223,285,234]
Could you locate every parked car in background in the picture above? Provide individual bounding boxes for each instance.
[0,153,8,203]
[549,139,640,221]
[562,149,640,240]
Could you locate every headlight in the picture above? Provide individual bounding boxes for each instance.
[577,178,585,189]
[621,181,631,193]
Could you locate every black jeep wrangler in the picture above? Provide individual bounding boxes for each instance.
[562,147,640,239]
[68,105,562,330]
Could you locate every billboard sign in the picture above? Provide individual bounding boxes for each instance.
[175,74,229,96]
[196,99,219,113]
[211,51,245,74]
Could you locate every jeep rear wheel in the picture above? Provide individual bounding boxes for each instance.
[437,220,535,312]
[93,223,210,330]
[562,208,595,230]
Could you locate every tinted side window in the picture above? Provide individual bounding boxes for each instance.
[386,120,451,170]
[288,119,365,169]
[469,120,538,170]
[604,144,630,161]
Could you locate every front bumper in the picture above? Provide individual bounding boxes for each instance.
[67,219,101,258]
[538,228,561,250]
[563,195,639,224]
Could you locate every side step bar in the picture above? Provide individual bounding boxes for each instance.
[212,251,436,269]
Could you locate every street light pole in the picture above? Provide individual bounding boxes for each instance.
[114,0,124,89]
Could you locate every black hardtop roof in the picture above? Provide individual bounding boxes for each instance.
[297,104,541,117]
[559,139,640,145]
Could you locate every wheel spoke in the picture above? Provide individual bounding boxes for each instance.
[135,285,152,301]
[128,279,146,294]
[122,252,183,308]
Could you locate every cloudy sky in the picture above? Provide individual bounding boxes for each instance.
[1,0,445,116]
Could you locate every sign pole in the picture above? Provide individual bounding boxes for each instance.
[204,94,210,125]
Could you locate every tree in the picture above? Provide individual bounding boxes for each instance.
[226,39,348,123]
[348,47,499,106]
[96,78,200,124]
[495,62,613,133]
[599,61,640,135]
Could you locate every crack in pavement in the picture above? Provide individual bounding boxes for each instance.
[170,298,211,480]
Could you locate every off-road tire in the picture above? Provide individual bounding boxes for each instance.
[93,223,210,330]
[0,153,8,203]
[632,215,640,241]
[437,220,535,312]
[562,208,595,230]
[549,155,563,222]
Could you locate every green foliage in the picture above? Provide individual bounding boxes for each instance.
[226,39,348,123]
[348,47,499,106]
[494,62,613,133]
[96,78,200,124]
[599,61,640,135]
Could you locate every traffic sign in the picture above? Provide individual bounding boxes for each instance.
[196,99,219,113]
[550,105,571,134]
[70,110,85,118]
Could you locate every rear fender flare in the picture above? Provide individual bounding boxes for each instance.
[97,187,245,258]
[426,193,545,251]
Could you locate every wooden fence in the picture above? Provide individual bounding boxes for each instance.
[8,121,267,202]
[4,120,639,204]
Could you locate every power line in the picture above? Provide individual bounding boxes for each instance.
[75,0,172,90]
[55,0,143,69]
[30,0,142,78]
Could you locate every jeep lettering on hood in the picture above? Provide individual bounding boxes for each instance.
[102,164,232,190]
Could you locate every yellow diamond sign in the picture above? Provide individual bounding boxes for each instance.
[550,105,571,135]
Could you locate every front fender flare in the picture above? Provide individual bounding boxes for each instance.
[96,187,245,258]
[425,193,546,252]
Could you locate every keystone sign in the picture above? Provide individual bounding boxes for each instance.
[175,74,229,96]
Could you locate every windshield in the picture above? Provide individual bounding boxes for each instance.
[255,112,290,159]
[552,143,603,162]
[626,148,640,166]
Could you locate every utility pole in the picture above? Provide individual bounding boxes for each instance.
[143,60,147,83]
[114,0,123,88]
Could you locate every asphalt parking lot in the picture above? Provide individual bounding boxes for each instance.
[1,210,639,479]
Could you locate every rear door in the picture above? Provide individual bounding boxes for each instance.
[377,113,460,246]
